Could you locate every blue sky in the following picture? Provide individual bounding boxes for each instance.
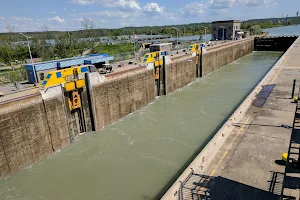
[0,0,299,32]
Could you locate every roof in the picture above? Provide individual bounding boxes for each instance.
[212,20,241,24]
[24,54,114,72]
[150,43,172,46]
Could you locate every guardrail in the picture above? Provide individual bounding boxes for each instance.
[178,168,194,200]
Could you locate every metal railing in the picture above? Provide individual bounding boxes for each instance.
[178,168,194,200]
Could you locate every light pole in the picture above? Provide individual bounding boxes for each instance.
[220,26,225,41]
[172,27,180,47]
[19,32,36,85]
[201,26,208,44]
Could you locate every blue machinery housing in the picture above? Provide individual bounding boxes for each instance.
[24,54,114,83]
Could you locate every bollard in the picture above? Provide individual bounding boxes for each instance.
[291,79,296,99]
[200,47,203,77]
[162,55,167,95]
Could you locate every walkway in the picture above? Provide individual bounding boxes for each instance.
[163,37,300,200]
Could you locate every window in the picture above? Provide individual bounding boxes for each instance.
[236,26,238,29]
[160,52,165,56]
[40,73,45,80]
[46,74,52,79]
[42,81,47,86]
[144,55,149,59]
[213,27,216,31]
[56,72,62,78]
[81,67,88,73]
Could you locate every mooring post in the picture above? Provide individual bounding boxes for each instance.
[200,47,203,77]
[158,65,161,96]
[162,54,167,95]
[196,50,199,78]
[291,79,296,99]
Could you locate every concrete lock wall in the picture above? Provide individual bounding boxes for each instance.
[166,55,197,94]
[0,38,256,177]
[202,38,254,76]
[0,94,53,175]
[89,69,156,130]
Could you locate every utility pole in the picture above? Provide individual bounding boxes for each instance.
[201,26,208,44]
[172,27,180,47]
[19,32,36,85]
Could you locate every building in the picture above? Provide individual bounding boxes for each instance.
[211,20,241,41]
[150,43,172,53]
[24,54,114,84]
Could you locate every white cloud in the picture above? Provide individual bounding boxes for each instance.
[207,0,273,9]
[12,17,33,21]
[71,0,97,5]
[111,0,141,11]
[0,16,5,20]
[86,10,141,20]
[72,9,77,12]
[71,0,141,10]
[48,16,66,23]
[180,2,206,17]
[49,11,57,14]
[143,3,164,14]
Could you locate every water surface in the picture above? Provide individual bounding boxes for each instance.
[0,52,282,200]
[265,24,300,36]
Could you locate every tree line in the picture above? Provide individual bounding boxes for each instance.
[0,16,299,66]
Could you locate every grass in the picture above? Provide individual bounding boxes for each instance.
[92,43,134,55]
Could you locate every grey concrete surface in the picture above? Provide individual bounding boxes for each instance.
[162,37,300,200]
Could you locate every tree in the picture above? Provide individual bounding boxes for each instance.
[81,17,95,30]
[0,45,14,66]
[81,17,97,54]
[5,22,15,41]
[249,25,263,35]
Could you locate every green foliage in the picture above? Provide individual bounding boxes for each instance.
[0,69,27,85]
[92,43,134,55]
[249,25,263,35]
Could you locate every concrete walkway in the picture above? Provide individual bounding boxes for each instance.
[162,37,300,200]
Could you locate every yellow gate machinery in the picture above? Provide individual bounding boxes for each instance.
[42,65,90,111]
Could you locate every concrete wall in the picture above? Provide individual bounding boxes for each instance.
[166,55,197,93]
[0,94,53,175]
[90,69,156,130]
[42,86,71,151]
[202,38,254,76]
[0,38,256,177]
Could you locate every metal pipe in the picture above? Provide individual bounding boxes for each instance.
[201,26,208,44]
[291,79,296,99]
[163,55,167,95]
[19,32,37,84]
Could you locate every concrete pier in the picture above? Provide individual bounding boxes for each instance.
[162,37,300,200]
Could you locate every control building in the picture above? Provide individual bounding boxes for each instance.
[211,20,241,40]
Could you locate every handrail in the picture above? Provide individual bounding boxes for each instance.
[178,168,194,200]
[280,86,300,199]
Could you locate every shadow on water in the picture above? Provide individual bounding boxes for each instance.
[153,55,282,199]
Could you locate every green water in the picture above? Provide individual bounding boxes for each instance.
[0,52,281,200]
